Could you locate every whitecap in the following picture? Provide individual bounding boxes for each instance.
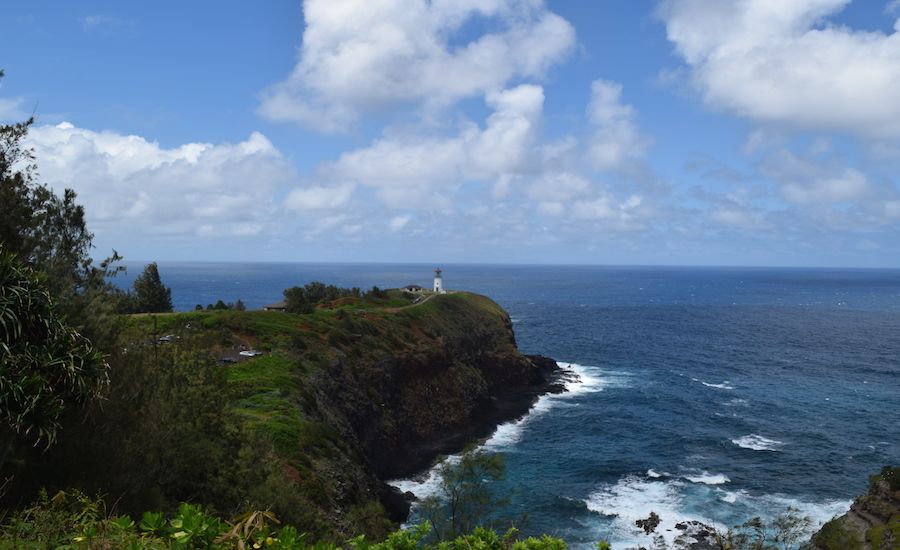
[682,470,730,485]
[732,434,784,451]
[718,489,747,504]
[723,398,748,407]
[701,380,735,390]
[647,469,662,478]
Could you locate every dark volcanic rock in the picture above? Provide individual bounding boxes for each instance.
[673,520,720,550]
[306,292,561,519]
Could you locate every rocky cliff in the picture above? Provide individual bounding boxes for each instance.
[312,295,560,480]
[811,466,900,550]
[125,291,560,539]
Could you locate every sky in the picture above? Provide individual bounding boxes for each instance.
[3,0,900,267]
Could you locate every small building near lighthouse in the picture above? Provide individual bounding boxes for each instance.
[433,267,445,294]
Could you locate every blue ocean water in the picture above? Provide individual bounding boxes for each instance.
[114,263,900,548]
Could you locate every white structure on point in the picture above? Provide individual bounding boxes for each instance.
[433,267,444,293]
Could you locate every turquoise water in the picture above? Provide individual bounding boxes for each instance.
[114,263,900,548]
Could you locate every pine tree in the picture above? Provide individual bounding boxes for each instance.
[132,262,173,313]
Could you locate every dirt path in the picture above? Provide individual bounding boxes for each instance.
[381,292,437,312]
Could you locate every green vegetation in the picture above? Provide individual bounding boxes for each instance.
[0,285,531,542]
[128,262,174,313]
[0,491,570,550]
[283,282,413,314]
[878,465,900,492]
[0,78,127,354]
[813,517,863,550]
[196,299,247,311]
[420,448,509,541]
[284,281,364,313]
[709,509,813,550]
[0,251,107,473]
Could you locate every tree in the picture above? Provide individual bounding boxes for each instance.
[0,100,93,303]
[132,262,173,313]
[419,447,508,541]
[0,251,108,472]
[1,70,126,351]
[283,281,362,313]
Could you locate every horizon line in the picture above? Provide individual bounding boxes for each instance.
[106,259,900,271]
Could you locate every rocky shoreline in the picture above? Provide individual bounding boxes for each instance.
[378,354,565,520]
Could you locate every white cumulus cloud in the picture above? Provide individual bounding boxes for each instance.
[284,183,355,211]
[660,0,900,138]
[323,84,545,208]
[760,150,873,205]
[586,79,649,170]
[258,0,574,132]
[26,122,295,239]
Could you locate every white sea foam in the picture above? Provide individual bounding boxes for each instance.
[756,494,851,529]
[585,473,850,549]
[388,454,461,499]
[557,362,629,394]
[702,380,735,390]
[483,421,526,448]
[391,362,630,502]
[718,489,747,504]
[585,476,681,540]
[682,470,730,485]
[482,362,628,451]
[732,434,785,451]
[585,475,721,548]
[647,469,662,478]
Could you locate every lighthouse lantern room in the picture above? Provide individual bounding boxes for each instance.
[433,267,444,293]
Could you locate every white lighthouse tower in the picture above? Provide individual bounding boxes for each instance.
[433,267,444,293]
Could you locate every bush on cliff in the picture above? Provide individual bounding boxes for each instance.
[877,465,900,492]
[284,281,362,313]
[813,517,863,550]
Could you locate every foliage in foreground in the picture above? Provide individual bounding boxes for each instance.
[0,250,108,466]
[1,488,853,550]
[0,491,569,550]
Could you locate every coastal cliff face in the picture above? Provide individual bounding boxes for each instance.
[312,293,558,479]
[125,291,558,539]
[811,467,900,550]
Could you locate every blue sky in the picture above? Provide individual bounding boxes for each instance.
[3,1,900,266]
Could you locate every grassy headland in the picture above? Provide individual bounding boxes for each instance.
[5,290,558,542]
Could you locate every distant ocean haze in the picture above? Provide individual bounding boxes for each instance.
[114,262,900,548]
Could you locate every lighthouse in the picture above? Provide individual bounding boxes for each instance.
[433,267,444,293]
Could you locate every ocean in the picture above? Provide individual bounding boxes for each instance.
[113,262,900,548]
